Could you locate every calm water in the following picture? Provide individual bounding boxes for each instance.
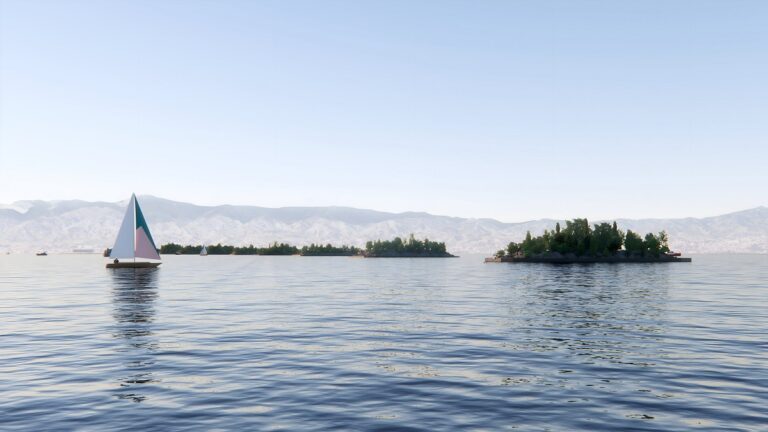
[1,254,766,431]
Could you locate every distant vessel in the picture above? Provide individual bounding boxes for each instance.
[106,194,161,268]
[72,247,96,254]
[200,245,208,256]
[36,252,48,256]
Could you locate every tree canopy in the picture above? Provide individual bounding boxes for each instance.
[502,219,670,258]
[160,235,455,258]
[300,243,361,256]
[365,234,452,257]
[160,242,298,255]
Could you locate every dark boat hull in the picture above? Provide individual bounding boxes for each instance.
[106,261,161,268]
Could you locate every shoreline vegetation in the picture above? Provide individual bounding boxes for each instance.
[153,235,455,258]
[487,218,690,263]
[160,242,299,256]
[364,236,455,258]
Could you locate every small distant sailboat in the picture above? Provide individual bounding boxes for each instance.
[106,194,161,268]
[200,245,208,256]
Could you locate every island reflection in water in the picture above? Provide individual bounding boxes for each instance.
[110,268,159,403]
[510,263,670,367]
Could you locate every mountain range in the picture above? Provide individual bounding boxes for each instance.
[0,196,766,254]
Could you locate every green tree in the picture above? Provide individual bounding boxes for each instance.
[644,233,661,257]
[624,230,645,255]
[507,242,521,256]
[590,222,614,256]
[521,231,534,257]
[608,221,624,252]
[160,243,183,254]
[561,218,591,255]
[658,231,670,254]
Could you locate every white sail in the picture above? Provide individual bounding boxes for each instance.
[109,196,135,260]
[200,245,208,256]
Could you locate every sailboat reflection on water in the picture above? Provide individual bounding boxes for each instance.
[111,267,159,403]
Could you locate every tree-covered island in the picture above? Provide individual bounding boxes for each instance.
[158,236,455,257]
[160,242,299,255]
[488,218,690,263]
[300,244,361,256]
[364,235,455,257]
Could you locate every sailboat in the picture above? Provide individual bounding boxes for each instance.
[106,194,162,268]
[200,245,208,256]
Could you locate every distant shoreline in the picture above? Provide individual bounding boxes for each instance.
[154,236,456,258]
[155,253,458,258]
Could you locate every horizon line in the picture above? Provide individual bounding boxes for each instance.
[1,194,765,225]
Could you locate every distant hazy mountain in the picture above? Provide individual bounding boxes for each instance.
[0,196,765,254]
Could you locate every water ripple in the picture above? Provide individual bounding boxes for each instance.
[0,254,766,430]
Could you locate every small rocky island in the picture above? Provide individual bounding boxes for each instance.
[486,218,691,263]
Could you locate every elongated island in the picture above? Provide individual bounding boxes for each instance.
[486,218,690,264]
[155,235,456,258]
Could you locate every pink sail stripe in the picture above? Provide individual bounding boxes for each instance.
[135,227,161,260]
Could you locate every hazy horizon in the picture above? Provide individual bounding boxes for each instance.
[2,194,766,255]
[1,194,765,225]
[2,1,767,221]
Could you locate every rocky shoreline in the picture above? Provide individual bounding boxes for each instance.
[485,253,691,264]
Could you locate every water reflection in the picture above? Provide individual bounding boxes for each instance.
[110,268,159,402]
[513,264,670,366]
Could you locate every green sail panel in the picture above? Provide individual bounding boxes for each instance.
[134,197,158,251]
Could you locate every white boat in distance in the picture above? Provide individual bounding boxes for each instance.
[107,194,161,268]
[200,245,208,256]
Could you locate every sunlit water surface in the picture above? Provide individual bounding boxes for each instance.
[1,254,766,430]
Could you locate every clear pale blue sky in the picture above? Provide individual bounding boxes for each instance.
[1,0,766,221]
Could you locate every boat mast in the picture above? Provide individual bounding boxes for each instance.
[132,194,137,265]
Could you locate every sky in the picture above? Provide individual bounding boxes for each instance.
[1,0,766,222]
